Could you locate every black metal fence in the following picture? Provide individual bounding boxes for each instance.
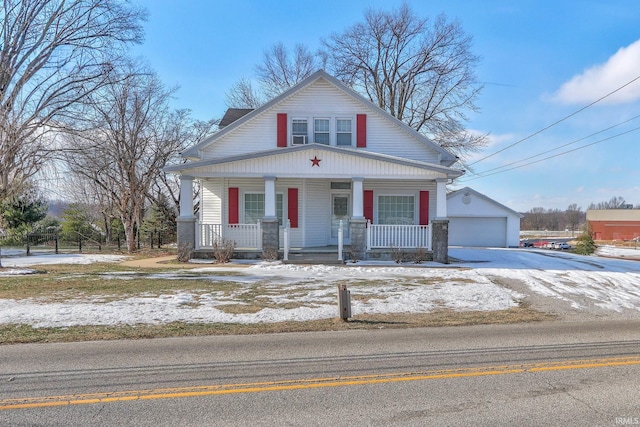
[0,230,175,254]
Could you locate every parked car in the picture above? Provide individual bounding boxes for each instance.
[557,242,571,250]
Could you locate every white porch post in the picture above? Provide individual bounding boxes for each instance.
[436,178,448,219]
[179,175,195,218]
[264,176,277,219]
[351,177,364,219]
[349,177,367,261]
[262,176,279,256]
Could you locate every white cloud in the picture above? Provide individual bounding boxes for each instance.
[553,39,640,105]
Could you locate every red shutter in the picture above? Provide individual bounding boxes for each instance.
[356,114,367,147]
[228,187,239,224]
[277,113,287,147]
[364,190,374,224]
[419,191,430,225]
[288,188,298,228]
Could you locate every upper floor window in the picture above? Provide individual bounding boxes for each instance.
[292,119,308,145]
[336,118,352,146]
[288,116,355,146]
[314,118,330,145]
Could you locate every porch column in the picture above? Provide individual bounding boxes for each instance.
[262,176,279,259]
[351,177,364,219]
[179,175,195,218]
[177,175,196,257]
[436,178,447,219]
[264,176,277,219]
[433,178,449,264]
[349,177,366,261]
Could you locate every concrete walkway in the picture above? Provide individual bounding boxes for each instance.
[119,255,191,269]
[118,256,251,269]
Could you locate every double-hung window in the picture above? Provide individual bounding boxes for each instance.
[336,118,352,146]
[314,118,330,144]
[292,119,308,145]
[378,195,415,225]
[244,193,284,225]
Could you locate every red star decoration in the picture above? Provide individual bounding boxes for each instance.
[310,156,321,167]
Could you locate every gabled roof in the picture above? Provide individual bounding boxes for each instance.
[182,70,459,166]
[219,108,253,128]
[167,143,464,178]
[447,187,523,218]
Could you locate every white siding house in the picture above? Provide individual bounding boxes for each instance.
[447,187,523,248]
[166,70,464,262]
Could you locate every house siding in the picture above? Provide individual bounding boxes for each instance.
[190,149,447,179]
[201,179,222,224]
[199,78,442,164]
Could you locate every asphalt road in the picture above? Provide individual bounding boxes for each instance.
[2,321,640,426]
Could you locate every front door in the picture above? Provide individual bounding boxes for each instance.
[330,193,350,243]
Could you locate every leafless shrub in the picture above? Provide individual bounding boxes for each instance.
[177,243,192,262]
[261,247,279,262]
[213,239,235,263]
[391,246,407,264]
[347,240,366,263]
[413,247,427,264]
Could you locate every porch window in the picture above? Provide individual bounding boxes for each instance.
[244,193,284,225]
[314,118,330,144]
[378,195,415,225]
[336,118,352,146]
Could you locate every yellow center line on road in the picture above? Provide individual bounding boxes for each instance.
[2,355,640,410]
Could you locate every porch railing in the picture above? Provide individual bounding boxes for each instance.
[366,222,432,251]
[197,222,262,250]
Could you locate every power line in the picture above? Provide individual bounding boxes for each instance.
[469,114,640,176]
[468,73,640,166]
[459,126,640,182]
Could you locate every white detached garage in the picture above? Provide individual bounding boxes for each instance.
[447,187,523,248]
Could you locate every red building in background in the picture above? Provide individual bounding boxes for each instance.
[586,209,640,241]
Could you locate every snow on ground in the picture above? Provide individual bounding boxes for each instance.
[0,247,639,328]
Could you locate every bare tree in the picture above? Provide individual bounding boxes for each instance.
[588,196,628,210]
[0,0,145,202]
[150,116,218,223]
[565,204,583,235]
[63,65,187,253]
[256,43,319,99]
[322,2,485,159]
[225,77,264,109]
[225,43,320,109]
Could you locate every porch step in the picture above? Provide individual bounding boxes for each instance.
[284,252,345,265]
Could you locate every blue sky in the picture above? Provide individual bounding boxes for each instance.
[132,0,640,213]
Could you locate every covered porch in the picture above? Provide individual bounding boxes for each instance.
[192,219,434,262]
[170,144,460,263]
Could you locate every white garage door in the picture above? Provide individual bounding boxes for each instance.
[448,217,507,247]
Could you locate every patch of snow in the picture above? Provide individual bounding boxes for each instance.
[1,248,639,328]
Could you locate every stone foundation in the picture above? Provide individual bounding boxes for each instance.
[348,218,367,261]
[261,218,280,259]
[431,219,449,264]
[177,217,196,252]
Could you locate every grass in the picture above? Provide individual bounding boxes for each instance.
[0,253,555,344]
[0,307,555,345]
